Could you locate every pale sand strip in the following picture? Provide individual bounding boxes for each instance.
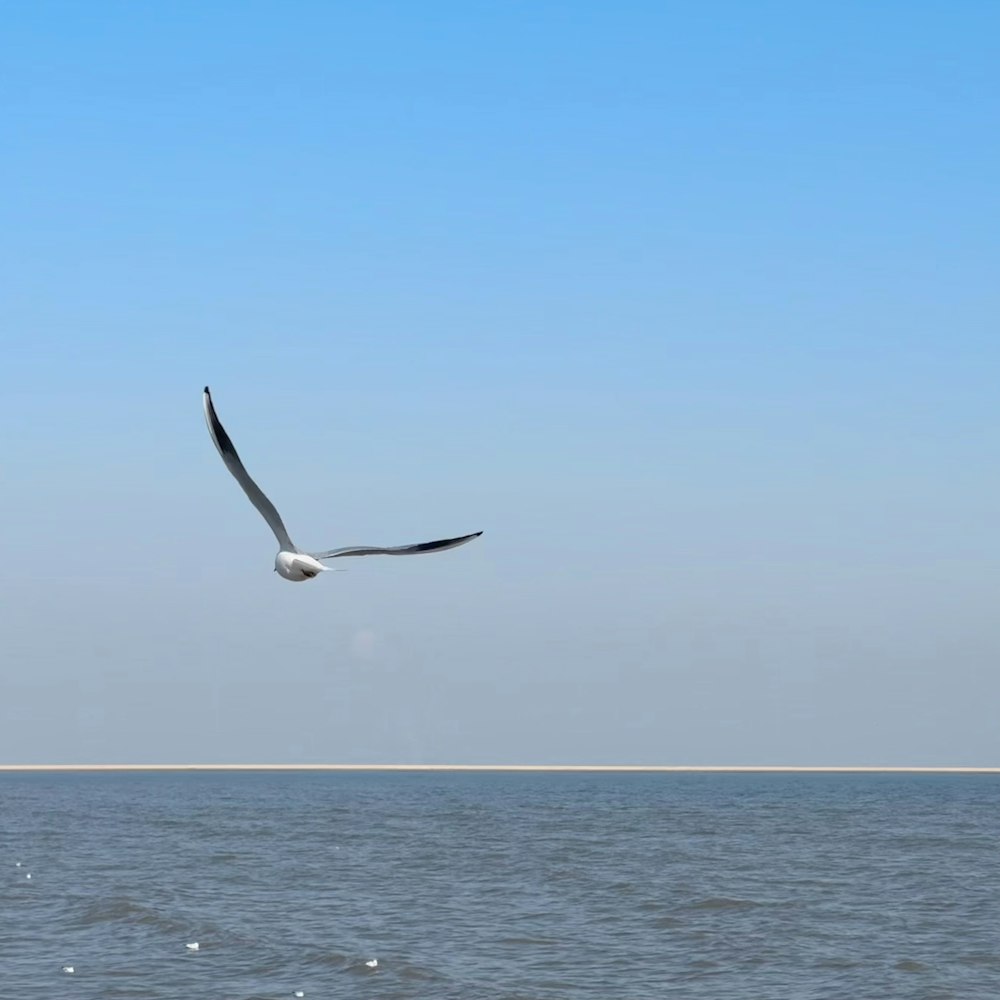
[0,764,999,774]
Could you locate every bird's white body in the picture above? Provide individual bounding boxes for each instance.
[275,551,327,582]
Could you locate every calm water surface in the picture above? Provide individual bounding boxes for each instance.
[2,772,999,998]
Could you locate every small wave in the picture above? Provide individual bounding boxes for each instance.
[685,957,720,969]
[814,957,863,970]
[608,880,637,894]
[68,897,186,935]
[958,952,1000,969]
[298,947,354,970]
[94,988,161,999]
[210,995,273,1000]
[209,852,241,863]
[895,959,929,972]
[544,867,583,883]
[391,961,444,983]
[685,897,762,911]
[496,936,561,946]
[382,961,448,983]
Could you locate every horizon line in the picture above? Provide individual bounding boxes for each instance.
[1,764,999,774]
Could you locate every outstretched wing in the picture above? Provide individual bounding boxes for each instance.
[203,386,297,552]
[312,531,482,560]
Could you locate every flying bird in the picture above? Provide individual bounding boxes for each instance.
[203,387,482,581]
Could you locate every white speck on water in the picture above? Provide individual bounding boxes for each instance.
[185,942,199,951]
[62,966,74,974]
[15,861,22,867]
[25,873,32,879]
[293,992,305,998]
[365,958,378,968]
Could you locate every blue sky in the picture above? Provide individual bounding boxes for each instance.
[2,1,998,764]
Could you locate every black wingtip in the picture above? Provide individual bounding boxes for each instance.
[204,385,210,394]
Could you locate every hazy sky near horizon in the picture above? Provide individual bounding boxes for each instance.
[2,2,999,765]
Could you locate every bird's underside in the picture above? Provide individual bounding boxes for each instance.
[202,386,482,581]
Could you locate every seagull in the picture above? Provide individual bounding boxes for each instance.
[365,958,378,969]
[203,387,482,581]
[186,942,199,951]
[62,966,74,974]
[293,993,305,998]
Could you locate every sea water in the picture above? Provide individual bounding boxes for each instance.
[2,771,999,998]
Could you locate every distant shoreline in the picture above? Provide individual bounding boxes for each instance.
[0,764,998,774]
